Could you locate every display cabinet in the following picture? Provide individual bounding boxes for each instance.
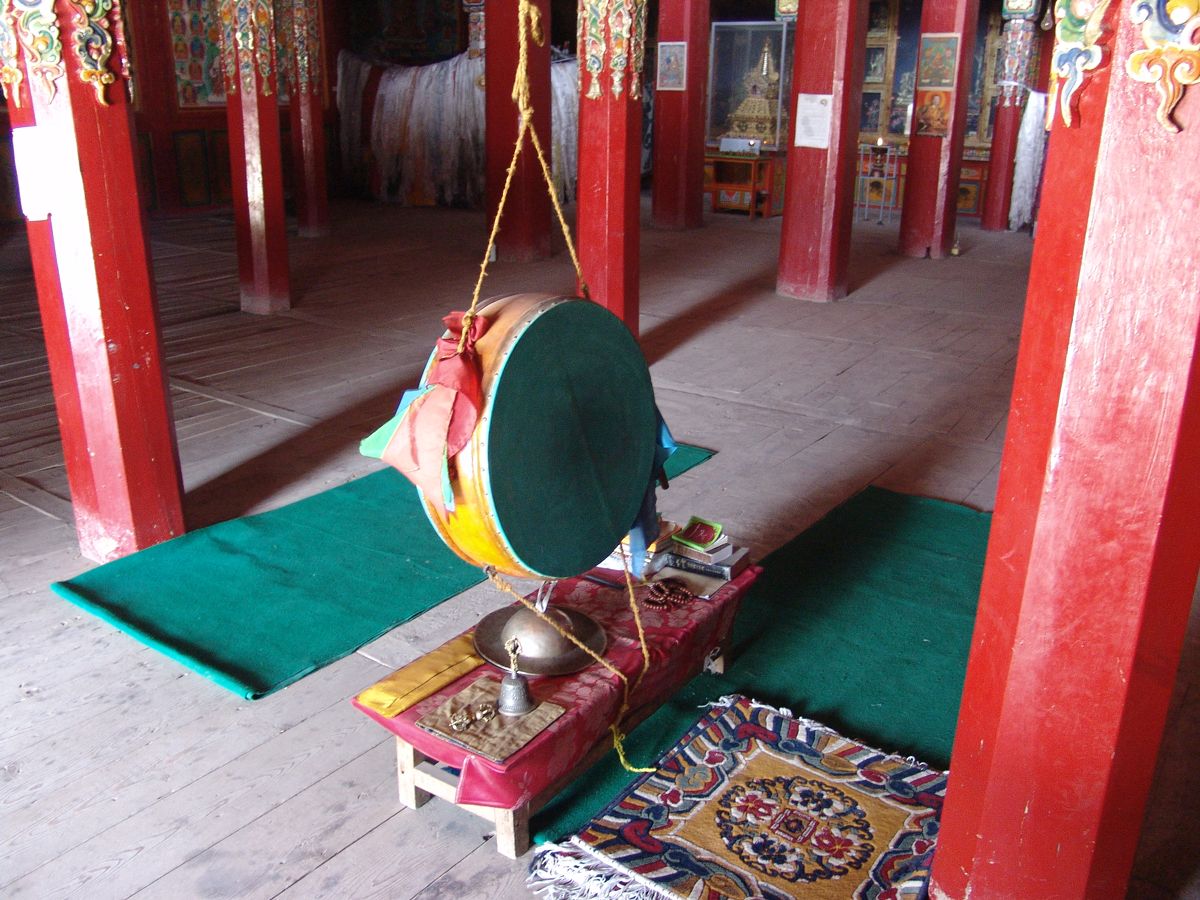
[706,21,794,151]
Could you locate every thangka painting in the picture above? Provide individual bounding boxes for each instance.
[169,0,225,107]
[657,42,687,91]
[914,88,952,136]
[864,45,887,83]
[916,33,959,89]
[860,91,883,132]
[867,0,892,36]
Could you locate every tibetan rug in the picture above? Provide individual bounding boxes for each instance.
[532,487,987,843]
[50,445,714,700]
[529,696,946,900]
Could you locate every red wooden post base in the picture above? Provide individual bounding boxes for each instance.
[7,7,184,561]
[290,91,330,238]
[222,1,292,314]
[979,100,1020,230]
[777,0,866,301]
[897,0,978,258]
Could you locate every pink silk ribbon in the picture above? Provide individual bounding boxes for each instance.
[383,312,490,514]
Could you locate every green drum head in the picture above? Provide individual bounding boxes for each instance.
[485,300,656,578]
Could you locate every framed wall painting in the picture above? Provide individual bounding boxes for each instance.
[860,91,883,132]
[916,33,960,90]
[914,88,952,136]
[887,101,911,135]
[656,42,688,91]
[867,0,891,36]
[864,46,887,83]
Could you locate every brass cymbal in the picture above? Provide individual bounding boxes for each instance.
[473,605,607,677]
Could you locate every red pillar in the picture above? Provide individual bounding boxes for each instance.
[931,7,1200,897]
[220,0,292,313]
[485,0,552,261]
[980,17,1037,230]
[897,0,978,257]
[650,0,709,230]
[576,0,646,334]
[4,1,184,561]
[776,0,867,301]
[280,0,331,238]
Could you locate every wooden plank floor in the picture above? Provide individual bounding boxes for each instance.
[0,201,1195,899]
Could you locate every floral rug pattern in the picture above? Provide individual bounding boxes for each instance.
[530,696,947,900]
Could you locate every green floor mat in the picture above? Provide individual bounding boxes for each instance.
[532,486,989,842]
[51,445,715,700]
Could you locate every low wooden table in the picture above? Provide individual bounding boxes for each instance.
[352,567,760,857]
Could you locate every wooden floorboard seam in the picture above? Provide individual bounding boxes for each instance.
[0,469,72,521]
[168,377,321,427]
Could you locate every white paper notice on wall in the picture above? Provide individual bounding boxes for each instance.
[794,94,833,149]
[10,126,59,222]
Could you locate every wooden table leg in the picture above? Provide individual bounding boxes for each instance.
[494,802,531,859]
[396,738,431,809]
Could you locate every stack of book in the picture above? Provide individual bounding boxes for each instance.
[660,516,751,582]
[595,519,681,576]
[593,516,751,599]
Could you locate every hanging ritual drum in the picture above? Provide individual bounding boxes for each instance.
[419,293,658,580]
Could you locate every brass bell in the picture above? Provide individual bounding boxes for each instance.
[497,637,536,717]
[497,671,536,716]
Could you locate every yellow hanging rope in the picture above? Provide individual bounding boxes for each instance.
[465,1,653,774]
[459,0,588,354]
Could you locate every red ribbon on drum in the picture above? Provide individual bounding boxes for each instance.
[361,311,490,515]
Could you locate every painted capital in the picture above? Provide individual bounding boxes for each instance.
[578,0,647,100]
[276,0,321,97]
[1000,18,1038,105]
[1047,0,1118,127]
[218,0,275,96]
[65,0,129,106]
[1126,0,1200,132]
[5,0,65,103]
[463,0,484,58]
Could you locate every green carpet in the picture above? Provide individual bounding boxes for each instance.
[531,486,989,842]
[663,443,712,481]
[51,444,715,700]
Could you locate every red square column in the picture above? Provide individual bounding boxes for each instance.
[3,1,184,561]
[931,7,1200,897]
[776,0,867,301]
[279,0,331,239]
[575,0,646,335]
[897,0,978,258]
[219,0,292,313]
[650,0,709,230]
[485,0,552,261]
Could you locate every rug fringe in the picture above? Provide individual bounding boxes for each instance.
[528,840,674,900]
[703,692,794,719]
[702,694,941,772]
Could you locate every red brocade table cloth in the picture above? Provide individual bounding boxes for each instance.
[352,566,761,810]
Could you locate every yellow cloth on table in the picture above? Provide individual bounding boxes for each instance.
[357,633,484,716]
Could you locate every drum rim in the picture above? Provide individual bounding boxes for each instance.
[417,293,656,579]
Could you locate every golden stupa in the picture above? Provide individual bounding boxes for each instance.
[722,40,787,146]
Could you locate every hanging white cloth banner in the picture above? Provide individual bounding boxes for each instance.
[1009,91,1048,231]
[336,50,579,208]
